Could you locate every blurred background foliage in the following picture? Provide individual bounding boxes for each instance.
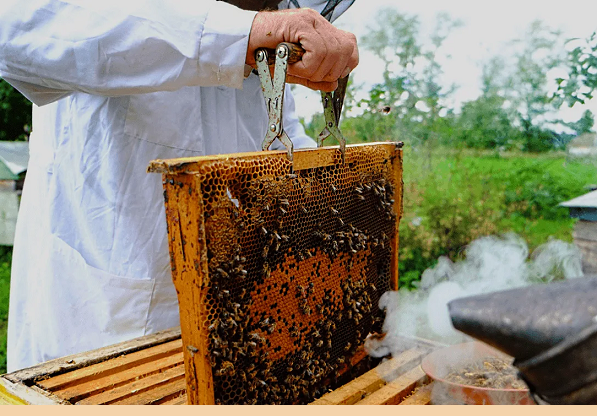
[0,9,596,373]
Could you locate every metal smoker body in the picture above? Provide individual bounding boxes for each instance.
[449,276,597,404]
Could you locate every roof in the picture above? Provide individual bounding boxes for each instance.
[560,190,597,209]
[0,141,29,180]
[568,133,597,149]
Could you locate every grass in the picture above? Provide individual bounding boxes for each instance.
[0,246,11,374]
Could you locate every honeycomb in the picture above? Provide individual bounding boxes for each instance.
[154,143,403,404]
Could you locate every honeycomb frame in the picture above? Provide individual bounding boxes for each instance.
[148,142,403,404]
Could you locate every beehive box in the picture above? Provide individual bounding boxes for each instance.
[147,143,403,404]
[0,328,438,405]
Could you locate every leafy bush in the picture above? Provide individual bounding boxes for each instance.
[395,147,597,289]
[0,79,31,141]
[0,246,12,374]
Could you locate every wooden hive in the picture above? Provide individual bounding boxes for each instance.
[0,329,438,405]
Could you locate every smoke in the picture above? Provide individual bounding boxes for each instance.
[366,233,584,356]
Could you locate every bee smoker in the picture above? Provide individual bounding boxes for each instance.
[447,276,597,405]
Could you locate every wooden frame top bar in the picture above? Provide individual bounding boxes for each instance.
[147,142,403,174]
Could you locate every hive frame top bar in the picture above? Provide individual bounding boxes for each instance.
[148,141,403,175]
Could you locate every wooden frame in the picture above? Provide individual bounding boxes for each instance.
[1,328,182,405]
[148,143,403,404]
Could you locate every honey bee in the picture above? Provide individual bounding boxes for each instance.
[215,268,229,278]
[215,361,235,377]
[239,370,247,382]
[248,332,266,345]
[289,327,299,338]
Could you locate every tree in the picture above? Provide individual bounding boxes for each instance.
[565,109,594,135]
[0,79,31,141]
[505,21,566,151]
[454,57,522,150]
[456,95,521,150]
[356,9,462,146]
[557,32,597,106]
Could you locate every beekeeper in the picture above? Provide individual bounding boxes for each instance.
[0,0,358,371]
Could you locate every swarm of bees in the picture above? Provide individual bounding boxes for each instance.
[203,166,397,404]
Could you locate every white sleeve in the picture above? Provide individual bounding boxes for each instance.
[0,0,256,106]
[278,0,355,22]
[271,85,316,151]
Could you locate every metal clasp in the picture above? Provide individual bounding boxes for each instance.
[317,76,348,163]
[255,44,294,161]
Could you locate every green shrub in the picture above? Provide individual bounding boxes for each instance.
[396,147,597,289]
[0,246,12,374]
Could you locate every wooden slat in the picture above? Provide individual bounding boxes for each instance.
[157,394,187,405]
[390,145,403,290]
[36,339,182,392]
[399,383,433,405]
[147,142,400,174]
[51,352,184,402]
[108,378,187,405]
[0,376,66,405]
[355,366,427,405]
[310,348,426,405]
[74,364,185,405]
[6,327,181,385]
[164,175,214,405]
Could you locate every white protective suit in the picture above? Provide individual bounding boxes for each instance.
[0,0,353,371]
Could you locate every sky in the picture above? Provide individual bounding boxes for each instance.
[292,0,597,128]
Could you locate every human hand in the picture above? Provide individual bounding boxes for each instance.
[246,8,359,92]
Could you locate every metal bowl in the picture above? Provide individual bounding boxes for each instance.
[421,342,535,405]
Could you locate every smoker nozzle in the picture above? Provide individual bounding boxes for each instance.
[448,276,597,405]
